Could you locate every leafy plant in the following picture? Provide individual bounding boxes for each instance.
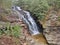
[0,22,22,38]
[16,0,60,20]
[16,0,49,20]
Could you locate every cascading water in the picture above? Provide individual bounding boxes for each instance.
[12,6,48,45]
[12,6,40,35]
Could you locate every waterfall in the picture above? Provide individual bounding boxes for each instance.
[12,6,40,35]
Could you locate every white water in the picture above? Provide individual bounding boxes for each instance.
[12,6,40,35]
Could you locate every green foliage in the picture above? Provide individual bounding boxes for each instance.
[58,16,60,21]
[16,0,60,20]
[47,0,60,8]
[0,23,22,37]
[11,24,22,37]
[16,0,49,20]
[0,0,60,20]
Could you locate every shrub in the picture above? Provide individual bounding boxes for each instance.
[0,22,22,38]
[16,0,60,20]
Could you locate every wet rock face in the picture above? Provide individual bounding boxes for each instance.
[31,15,44,33]
[44,26,60,45]
[43,9,60,45]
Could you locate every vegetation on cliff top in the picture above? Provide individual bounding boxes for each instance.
[0,0,60,20]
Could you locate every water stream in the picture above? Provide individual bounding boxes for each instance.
[12,6,40,35]
[12,6,48,45]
